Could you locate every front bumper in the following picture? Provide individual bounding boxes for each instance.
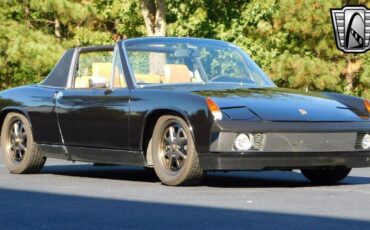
[199,151,370,170]
[202,121,370,170]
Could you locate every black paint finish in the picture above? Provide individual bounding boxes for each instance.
[0,37,370,170]
[56,88,130,149]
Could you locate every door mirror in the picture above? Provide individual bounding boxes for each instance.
[89,76,109,88]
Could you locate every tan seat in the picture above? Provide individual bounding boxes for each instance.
[74,62,113,88]
[92,62,112,84]
[163,64,191,83]
[136,74,162,84]
[75,75,91,88]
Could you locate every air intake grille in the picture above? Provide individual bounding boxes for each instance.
[252,133,265,150]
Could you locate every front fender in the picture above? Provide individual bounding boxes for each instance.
[129,89,214,153]
[322,92,369,117]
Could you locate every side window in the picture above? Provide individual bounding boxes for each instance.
[74,51,113,89]
[200,48,247,80]
[127,51,194,84]
[112,51,127,88]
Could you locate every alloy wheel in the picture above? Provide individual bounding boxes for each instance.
[159,123,188,173]
[7,119,28,164]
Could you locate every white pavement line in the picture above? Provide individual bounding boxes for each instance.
[0,164,5,167]
[304,187,370,195]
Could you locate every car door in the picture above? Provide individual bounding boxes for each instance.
[55,46,130,149]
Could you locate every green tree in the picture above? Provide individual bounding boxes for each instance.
[164,0,369,97]
[0,0,112,89]
[0,0,369,98]
[269,0,370,97]
[0,0,63,89]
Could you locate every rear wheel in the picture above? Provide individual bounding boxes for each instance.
[1,112,46,174]
[152,115,204,186]
[301,166,351,184]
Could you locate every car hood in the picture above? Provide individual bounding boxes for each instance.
[190,86,364,122]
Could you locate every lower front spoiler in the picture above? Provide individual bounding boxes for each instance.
[199,151,370,171]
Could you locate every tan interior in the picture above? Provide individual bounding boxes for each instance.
[163,64,191,83]
[135,74,162,84]
[134,64,192,84]
[75,63,193,88]
[92,62,112,83]
[74,76,91,88]
[74,62,112,88]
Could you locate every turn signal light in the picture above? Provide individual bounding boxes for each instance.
[365,99,370,113]
[206,97,222,120]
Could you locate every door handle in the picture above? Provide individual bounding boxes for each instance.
[53,91,63,100]
[104,89,113,95]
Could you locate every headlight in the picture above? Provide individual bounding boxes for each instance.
[234,133,254,151]
[362,134,370,149]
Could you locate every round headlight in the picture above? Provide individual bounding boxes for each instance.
[234,133,254,151]
[362,134,370,149]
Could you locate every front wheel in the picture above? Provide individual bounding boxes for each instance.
[301,166,351,184]
[152,115,205,186]
[1,112,46,174]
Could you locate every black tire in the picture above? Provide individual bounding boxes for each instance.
[301,166,351,184]
[152,115,204,186]
[0,112,46,174]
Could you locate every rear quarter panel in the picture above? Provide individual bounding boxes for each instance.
[0,85,62,144]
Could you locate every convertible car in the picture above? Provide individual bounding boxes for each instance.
[1,37,370,186]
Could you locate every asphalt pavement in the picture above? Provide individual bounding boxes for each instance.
[1,150,370,229]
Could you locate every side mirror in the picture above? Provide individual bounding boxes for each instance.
[89,76,109,88]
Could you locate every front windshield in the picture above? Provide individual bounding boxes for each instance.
[123,38,275,87]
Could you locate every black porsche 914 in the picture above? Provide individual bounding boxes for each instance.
[1,37,370,186]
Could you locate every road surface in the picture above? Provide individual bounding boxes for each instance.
[1,151,370,229]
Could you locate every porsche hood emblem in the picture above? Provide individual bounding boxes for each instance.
[298,109,308,115]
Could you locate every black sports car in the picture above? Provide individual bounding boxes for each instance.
[1,37,370,186]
